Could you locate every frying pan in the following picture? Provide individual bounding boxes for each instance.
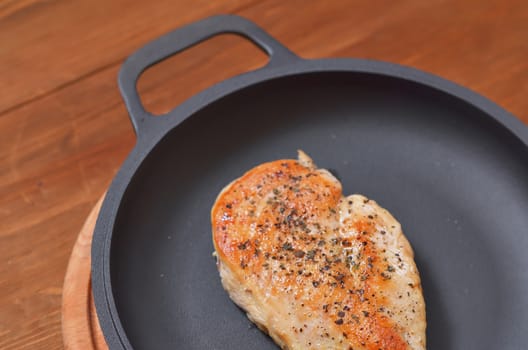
[91,15,528,350]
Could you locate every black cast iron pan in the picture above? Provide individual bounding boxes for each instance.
[92,15,528,350]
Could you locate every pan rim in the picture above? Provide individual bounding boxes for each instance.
[91,57,528,350]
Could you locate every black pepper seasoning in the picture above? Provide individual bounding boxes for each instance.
[306,250,316,260]
[294,250,305,258]
[282,242,293,251]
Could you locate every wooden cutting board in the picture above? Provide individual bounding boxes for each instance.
[62,195,108,350]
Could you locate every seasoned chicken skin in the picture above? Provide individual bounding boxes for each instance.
[212,151,426,350]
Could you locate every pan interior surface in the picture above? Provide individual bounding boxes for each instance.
[110,72,528,349]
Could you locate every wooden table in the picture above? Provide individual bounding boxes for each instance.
[1,1,527,349]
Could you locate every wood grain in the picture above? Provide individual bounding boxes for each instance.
[0,1,526,349]
[62,195,106,350]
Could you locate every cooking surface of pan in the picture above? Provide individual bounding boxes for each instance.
[92,16,528,350]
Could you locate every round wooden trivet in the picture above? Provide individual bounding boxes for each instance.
[62,195,108,350]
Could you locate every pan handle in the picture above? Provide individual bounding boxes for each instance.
[118,14,298,136]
